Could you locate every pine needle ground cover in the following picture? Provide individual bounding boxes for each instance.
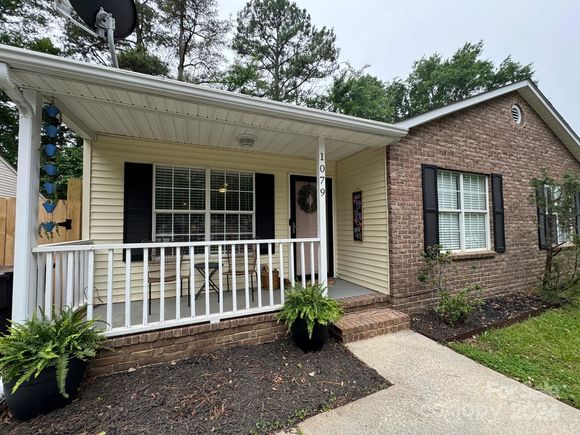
[450,300,580,408]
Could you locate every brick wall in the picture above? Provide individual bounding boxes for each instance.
[387,92,580,313]
[89,293,389,376]
[89,314,286,377]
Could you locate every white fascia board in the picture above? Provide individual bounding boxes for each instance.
[397,80,580,160]
[397,81,530,128]
[522,83,580,152]
[0,45,407,140]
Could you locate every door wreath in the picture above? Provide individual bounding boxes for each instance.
[297,183,317,213]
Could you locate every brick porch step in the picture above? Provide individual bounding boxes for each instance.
[331,307,410,343]
[337,293,390,314]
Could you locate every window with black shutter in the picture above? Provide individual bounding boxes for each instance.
[255,173,275,253]
[123,163,153,261]
[491,174,506,253]
[421,165,439,250]
[123,165,276,259]
[422,165,494,253]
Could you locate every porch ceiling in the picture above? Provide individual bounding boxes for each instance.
[0,45,407,160]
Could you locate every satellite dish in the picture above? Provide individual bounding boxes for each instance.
[69,0,137,40]
[54,0,138,68]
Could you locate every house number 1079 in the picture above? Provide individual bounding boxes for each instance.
[319,152,326,196]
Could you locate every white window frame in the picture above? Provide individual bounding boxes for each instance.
[544,185,574,245]
[438,170,491,253]
[153,165,256,244]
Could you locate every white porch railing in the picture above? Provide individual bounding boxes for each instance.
[32,238,322,337]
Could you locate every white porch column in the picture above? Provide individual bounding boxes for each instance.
[12,89,42,321]
[317,136,328,292]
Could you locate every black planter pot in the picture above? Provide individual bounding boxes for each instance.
[291,318,329,352]
[3,357,86,421]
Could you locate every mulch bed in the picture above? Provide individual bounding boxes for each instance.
[1,338,388,435]
[411,292,553,342]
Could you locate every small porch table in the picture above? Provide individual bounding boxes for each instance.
[194,262,221,301]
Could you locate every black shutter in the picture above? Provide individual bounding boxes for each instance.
[491,174,506,253]
[421,165,439,250]
[536,187,547,250]
[575,192,580,235]
[255,173,275,254]
[123,163,153,261]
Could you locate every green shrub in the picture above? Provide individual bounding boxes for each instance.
[277,283,343,338]
[435,285,483,326]
[0,306,105,397]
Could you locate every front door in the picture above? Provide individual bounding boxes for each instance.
[289,175,334,280]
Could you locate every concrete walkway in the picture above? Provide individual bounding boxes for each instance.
[298,331,580,435]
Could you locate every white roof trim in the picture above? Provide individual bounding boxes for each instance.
[397,80,580,161]
[0,45,407,140]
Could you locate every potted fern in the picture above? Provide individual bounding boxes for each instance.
[0,306,104,421]
[278,283,343,352]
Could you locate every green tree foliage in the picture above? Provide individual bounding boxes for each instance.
[226,0,339,103]
[0,1,60,166]
[117,46,169,76]
[310,65,401,121]
[404,41,533,118]
[156,0,230,82]
[320,41,534,123]
[0,90,18,166]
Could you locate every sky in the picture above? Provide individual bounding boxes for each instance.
[219,0,580,132]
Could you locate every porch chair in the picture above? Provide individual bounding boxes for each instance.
[224,244,257,301]
[144,241,190,315]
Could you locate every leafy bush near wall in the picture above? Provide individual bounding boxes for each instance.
[434,285,483,326]
[418,245,483,325]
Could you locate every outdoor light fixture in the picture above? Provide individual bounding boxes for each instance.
[237,133,256,148]
[219,183,228,193]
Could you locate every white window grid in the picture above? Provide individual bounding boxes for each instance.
[544,186,574,245]
[153,166,256,247]
[438,170,491,252]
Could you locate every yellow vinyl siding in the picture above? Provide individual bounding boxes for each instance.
[336,148,389,294]
[88,134,336,302]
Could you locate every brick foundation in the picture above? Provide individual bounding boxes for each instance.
[89,313,286,377]
[89,293,389,377]
[387,92,580,313]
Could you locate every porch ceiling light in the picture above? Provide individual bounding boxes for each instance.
[237,133,256,148]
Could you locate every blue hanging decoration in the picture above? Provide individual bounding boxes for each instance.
[43,163,58,176]
[43,124,60,138]
[43,201,57,214]
[43,104,60,118]
[39,101,62,238]
[43,181,55,195]
[43,143,57,157]
[40,222,56,233]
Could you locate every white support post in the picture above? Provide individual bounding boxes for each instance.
[12,89,42,321]
[317,136,328,292]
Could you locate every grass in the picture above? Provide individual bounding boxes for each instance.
[449,299,580,408]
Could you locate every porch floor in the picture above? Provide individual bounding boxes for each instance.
[93,278,376,330]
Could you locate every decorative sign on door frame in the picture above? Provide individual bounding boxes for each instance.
[353,190,363,241]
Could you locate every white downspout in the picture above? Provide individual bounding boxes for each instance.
[0,62,42,322]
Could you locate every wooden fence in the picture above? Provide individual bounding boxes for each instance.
[0,179,82,266]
